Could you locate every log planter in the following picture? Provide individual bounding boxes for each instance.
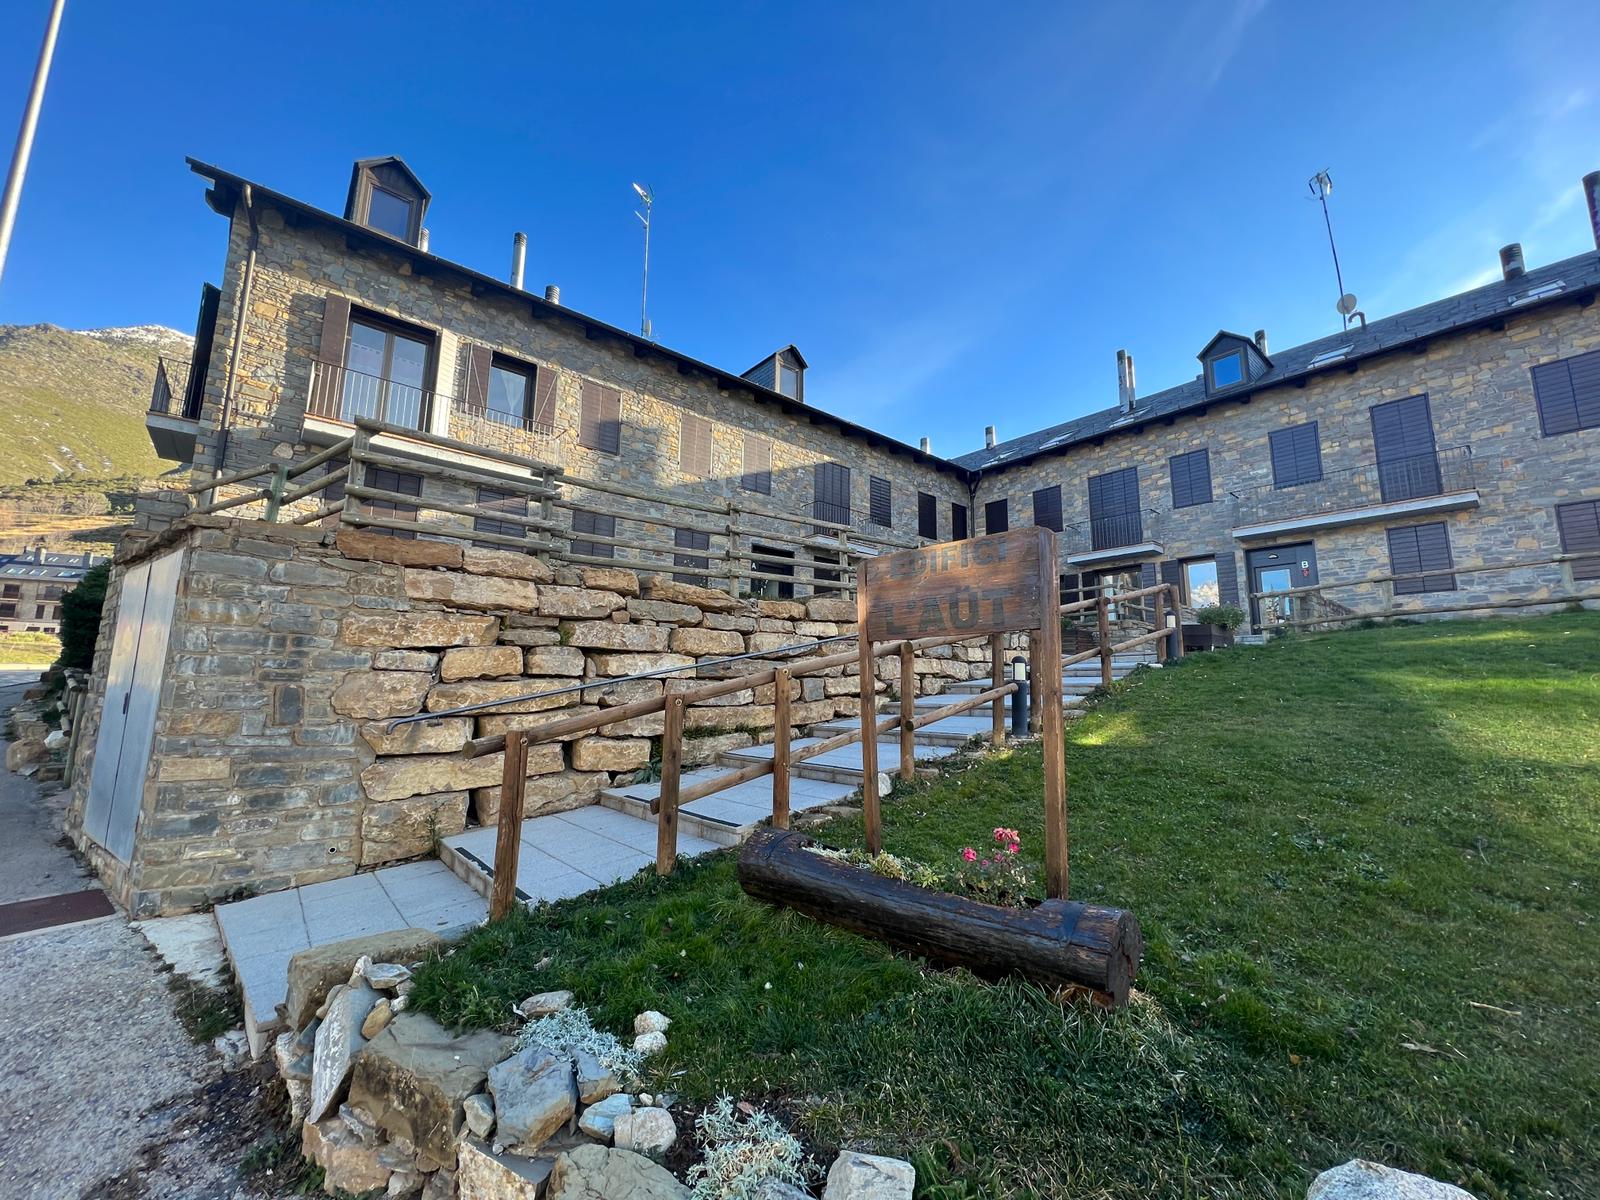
[737,828,1144,1005]
[1182,622,1235,652]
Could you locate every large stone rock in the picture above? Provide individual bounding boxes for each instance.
[478,707,600,741]
[524,645,586,676]
[463,1092,495,1139]
[669,627,745,656]
[283,930,445,1030]
[344,612,501,649]
[361,745,563,802]
[805,597,856,622]
[374,649,439,671]
[823,1152,915,1200]
[427,678,578,714]
[561,621,669,652]
[682,732,754,766]
[308,982,381,1122]
[442,645,526,681]
[591,678,664,707]
[471,772,607,826]
[337,527,463,569]
[362,717,473,755]
[570,737,651,772]
[613,1107,676,1156]
[332,670,433,719]
[576,1091,632,1140]
[348,1011,512,1166]
[487,1046,578,1152]
[303,1113,391,1196]
[360,792,469,865]
[456,1137,555,1200]
[586,652,694,676]
[463,545,554,582]
[627,597,702,624]
[640,577,738,613]
[546,1143,689,1200]
[684,704,775,732]
[579,566,640,596]
[572,1048,618,1104]
[1307,1160,1477,1200]
[537,586,625,619]
[404,568,540,612]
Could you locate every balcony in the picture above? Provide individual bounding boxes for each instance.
[146,356,201,461]
[1061,511,1164,566]
[1229,446,1480,541]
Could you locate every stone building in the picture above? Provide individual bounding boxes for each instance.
[0,544,102,635]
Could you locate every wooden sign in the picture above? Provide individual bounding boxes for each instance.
[860,527,1050,642]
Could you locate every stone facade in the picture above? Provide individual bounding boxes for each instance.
[68,517,1000,915]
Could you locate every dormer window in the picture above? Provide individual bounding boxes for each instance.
[1198,330,1270,396]
[741,344,808,403]
[343,156,431,247]
[1209,350,1244,390]
[367,186,415,240]
[777,361,800,398]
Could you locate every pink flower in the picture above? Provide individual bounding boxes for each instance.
[961,847,977,862]
[993,827,1021,845]
[1006,842,1020,855]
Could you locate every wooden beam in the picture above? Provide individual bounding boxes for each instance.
[1036,534,1067,899]
[656,696,684,875]
[489,732,528,921]
[773,668,792,829]
[899,643,916,782]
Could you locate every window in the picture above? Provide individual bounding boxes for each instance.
[1169,449,1212,508]
[1269,422,1322,488]
[1370,395,1441,501]
[741,436,772,493]
[1032,485,1062,531]
[776,362,800,398]
[917,492,938,540]
[1387,523,1457,594]
[366,186,415,239]
[680,413,713,477]
[985,498,1009,534]
[1531,349,1600,436]
[1,584,17,598]
[951,502,969,540]
[1308,345,1352,368]
[473,486,529,548]
[1182,558,1220,607]
[673,528,711,585]
[1087,466,1141,549]
[42,586,64,600]
[570,510,616,559]
[0,604,14,619]
[34,605,46,620]
[869,476,892,527]
[341,315,432,429]
[751,544,795,599]
[52,606,62,621]
[813,462,851,526]
[1556,500,1600,581]
[1209,351,1244,390]
[579,381,622,454]
[362,466,423,539]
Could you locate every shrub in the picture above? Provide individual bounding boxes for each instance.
[56,561,110,672]
[1193,603,1246,631]
[686,1095,816,1200]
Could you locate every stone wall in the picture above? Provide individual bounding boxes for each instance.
[68,517,999,916]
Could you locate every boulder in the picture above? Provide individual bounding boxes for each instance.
[348,1012,514,1167]
[479,706,600,741]
[537,586,626,619]
[591,678,665,707]
[627,598,702,624]
[364,962,412,990]
[578,566,640,596]
[669,627,745,656]
[640,577,738,613]
[612,1107,676,1156]
[362,718,473,756]
[361,998,395,1039]
[757,599,808,620]
[360,745,562,802]
[633,1011,671,1035]
[332,671,433,719]
[471,771,607,827]
[404,568,539,612]
[633,1031,667,1057]
[343,612,500,649]
[572,1048,618,1104]
[427,679,580,715]
[517,990,575,1018]
[523,646,586,676]
[754,1180,815,1200]
[805,597,856,622]
[561,621,669,652]
[463,1092,496,1139]
[442,645,527,681]
[546,1143,689,1200]
[283,930,444,1030]
[308,982,382,1122]
[456,1136,555,1200]
[575,1091,633,1141]
[1307,1161,1477,1200]
[337,528,464,569]
[463,546,554,582]
[360,792,469,865]
[488,1045,578,1152]
[822,1152,915,1200]
[303,1113,391,1196]
[570,737,651,772]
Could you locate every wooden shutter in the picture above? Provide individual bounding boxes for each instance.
[312,294,352,414]
[1215,551,1241,606]
[1169,449,1212,508]
[917,492,938,540]
[1032,485,1062,531]
[951,503,968,540]
[570,510,616,559]
[813,462,850,525]
[1556,500,1600,580]
[462,343,492,412]
[362,466,422,540]
[680,413,713,476]
[473,485,529,548]
[1088,466,1140,548]
[673,527,711,584]
[1387,522,1456,594]
[1370,395,1440,501]
[985,498,1008,533]
[1532,350,1600,436]
[580,381,621,454]
[1270,422,1322,488]
[1140,563,1158,590]
[869,476,892,526]
[1159,560,1182,591]
[741,436,772,494]
[531,367,559,433]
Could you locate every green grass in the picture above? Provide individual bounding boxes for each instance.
[413,614,1600,1199]
[0,631,61,666]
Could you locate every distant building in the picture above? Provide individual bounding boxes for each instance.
[0,544,102,635]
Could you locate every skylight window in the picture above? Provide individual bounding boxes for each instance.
[1307,345,1353,367]
[1508,281,1566,306]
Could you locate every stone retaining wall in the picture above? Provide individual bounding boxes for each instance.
[68,517,1005,916]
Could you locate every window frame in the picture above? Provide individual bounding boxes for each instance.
[984,498,1009,534]
[951,502,969,540]
[1180,556,1220,607]
[1531,349,1600,437]
[341,309,438,429]
[366,185,416,240]
[1208,350,1245,391]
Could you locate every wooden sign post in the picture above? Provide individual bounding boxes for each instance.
[857,527,1067,898]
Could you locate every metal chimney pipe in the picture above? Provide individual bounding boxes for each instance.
[919,437,930,453]
[544,283,560,305]
[1499,243,1525,281]
[418,228,430,252]
[1253,329,1269,354]
[511,232,527,289]
[1584,171,1600,251]
[1116,349,1130,413]
[984,425,997,449]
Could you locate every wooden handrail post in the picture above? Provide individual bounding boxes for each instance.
[857,638,882,856]
[656,695,685,874]
[263,464,288,522]
[898,642,916,781]
[1028,630,1042,734]
[772,668,792,828]
[489,731,529,921]
[1152,587,1167,663]
[1169,584,1185,659]
[989,633,1005,746]
[1096,589,1113,688]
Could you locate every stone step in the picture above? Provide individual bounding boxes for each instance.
[719,736,955,783]
[812,713,993,748]
[600,769,859,840]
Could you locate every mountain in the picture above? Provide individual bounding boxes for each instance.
[0,323,192,486]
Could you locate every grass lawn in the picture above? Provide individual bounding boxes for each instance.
[0,631,61,667]
[413,614,1600,1199]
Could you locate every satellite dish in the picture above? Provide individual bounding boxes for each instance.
[1337,293,1359,316]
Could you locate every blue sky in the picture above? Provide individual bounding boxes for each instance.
[2,1,1597,458]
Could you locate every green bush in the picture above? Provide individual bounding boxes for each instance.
[1193,603,1246,630]
[56,561,110,672]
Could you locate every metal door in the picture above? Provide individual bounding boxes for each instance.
[83,548,183,861]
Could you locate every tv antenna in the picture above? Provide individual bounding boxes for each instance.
[1308,170,1354,330]
[632,182,654,339]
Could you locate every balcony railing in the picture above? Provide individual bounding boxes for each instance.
[307,360,560,441]
[1230,446,1477,529]
[149,356,198,419]
[1059,510,1164,560]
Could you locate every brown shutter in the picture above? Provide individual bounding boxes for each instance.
[532,367,559,432]
[580,381,622,453]
[741,436,771,493]
[681,413,712,476]
[463,343,492,412]
[312,295,352,415]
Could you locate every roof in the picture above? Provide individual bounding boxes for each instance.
[188,160,952,476]
[345,156,432,212]
[0,551,101,581]
[952,250,1600,472]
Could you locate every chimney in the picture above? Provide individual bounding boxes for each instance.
[1584,171,1600,251]
[1254,329,1269,355]
[984,425,997,449]
[1499,243,1525,281]
[919,437,931,453]
[1116,349,1136,414]
[544,284,561,305]
[511,232,527,289]
[418,228,430,252]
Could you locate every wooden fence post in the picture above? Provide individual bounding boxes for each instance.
[263,464,288,522]
[989,633,1006,746]
[772,669,792,829]
[489,731,529,921]
[1037,538,1068,899]
[1028,630,1042,734]
[1096,589,1113,688]
[857,636,882,855]
[1169,584,1185,659]
[898,641,916,781]
[656,695,685,874]
[1153,587,1167,663]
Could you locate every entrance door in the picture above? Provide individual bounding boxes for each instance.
[83,548,183,862]
[1094,567,1142,623]
[1246,543,1317,630]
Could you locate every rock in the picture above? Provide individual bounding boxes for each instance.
[375,649,440,672]
[211,1028,249,1067]
[427,679,582,715]
[332,670,433,719]
[422,1167,457,1200]
[442,644,527,681]
[682,732,755,767]
[669,627,745,656]
[546,1143,689,1200]
[463,1091,496,1139]
[362,717,474,755]
[612,1107,675,1156]
[308,982,382,1122]
[362,998,395,1039]
[575,1091,633,1141]
[349,1011,514,1167]
[561,620,669,652]
[633,1031,667,1057]
[303,1114,392,1196]
[386,1168,424,1197]
[523,645,586,676]
[573,1049,618,1104]
[284,1073,311,1123]
[283,930,444,1030]
[633,1011,671,1035]
[274,1029,310,1081]
[456,1136,555,1199]
[338,528,464,569]
[478,707,601,742]
[627,597,702,624]
[340,1101,381,1146]
[350,955,375,986]
[805,597,855,622]
[1307,1160,1477,1200]
[580,566,641,596]
[361,792,470,864]
[823,1152,915,1200]
[640,577,737,613]
[536,585,627,619]
[517,990,575,1018]
[472,771,608,827]
[585,652,695,677]
[344,612,501,649]
[569,737,651,772]
[365,962,413,990]
[463,545,554,582]
[360,745,561,801]
[44,728,67,750]
[404,568,540,612]
[754,1180,814,1200]
[488,1045,578,1152]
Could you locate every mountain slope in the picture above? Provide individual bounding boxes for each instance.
[0,323,192,486]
